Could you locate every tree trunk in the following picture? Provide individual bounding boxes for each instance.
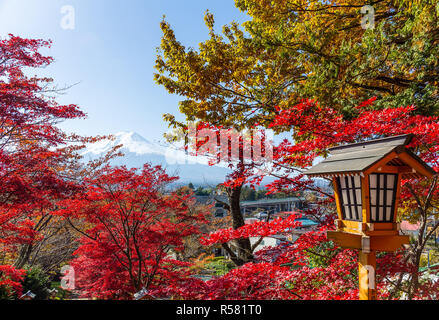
[226,185,253,266]
[405,178,438,299]
[14,243,33,269]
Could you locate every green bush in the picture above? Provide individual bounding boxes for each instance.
[0,285,15,300]
[21,266,51,300]
[49,281,72,300]
[420,255,429,268]
[205,257,235,276]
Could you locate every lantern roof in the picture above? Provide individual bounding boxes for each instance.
[304,134,436,179]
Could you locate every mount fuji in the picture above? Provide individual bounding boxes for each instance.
[81,131,233,186]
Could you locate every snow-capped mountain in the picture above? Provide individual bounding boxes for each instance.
[84,131,166,156]
[81,131,232,185]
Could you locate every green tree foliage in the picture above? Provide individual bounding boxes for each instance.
[156,1,439,133]
[236,0,439,116]
[240,186,257,201]
[240,186,300,201]
[20,266,51,300]
[155,11,300,131]
[194,186,212,196]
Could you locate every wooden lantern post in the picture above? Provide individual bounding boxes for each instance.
[305,134,436,300]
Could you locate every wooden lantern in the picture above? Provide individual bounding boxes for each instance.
[305,134,436,300]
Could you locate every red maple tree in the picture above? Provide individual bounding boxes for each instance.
[2,33,438,300]
[0,34,90,294]
[183,98,439,300]
[58,164,208,299]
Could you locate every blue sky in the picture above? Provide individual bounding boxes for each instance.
[0,0,249,142]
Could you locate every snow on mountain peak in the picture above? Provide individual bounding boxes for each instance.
[115,131,148,143]
[80,131,236,184]
[83,131,165,156]
[82,131,224,168]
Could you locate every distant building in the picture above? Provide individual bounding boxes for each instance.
[19,290,36,300]
[399,219,439,244]
[195,193,316,255]
[399,220,420,237]
[195,195,307,220]
[249,235,283,253]
[195,194,228,218]
[244,212,319,253]
[241,197,305,216]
